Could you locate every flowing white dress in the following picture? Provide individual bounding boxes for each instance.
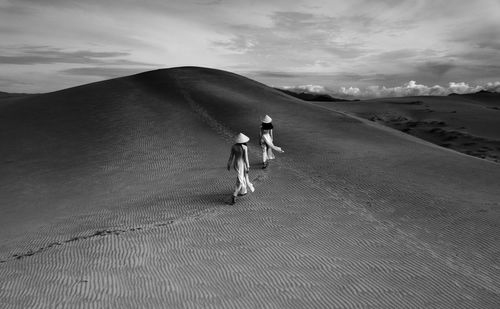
[260,131,283,163]
[229,144,254,196]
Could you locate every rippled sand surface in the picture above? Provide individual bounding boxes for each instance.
[1,67,499,308]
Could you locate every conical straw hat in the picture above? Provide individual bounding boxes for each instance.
[261,115,272,123]
[235,133,250,143]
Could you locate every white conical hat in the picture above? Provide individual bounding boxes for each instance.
[261,115,272,123]
[235,133,250,143]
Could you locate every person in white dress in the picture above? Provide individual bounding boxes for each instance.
[259,115,284,168]
[227,133,255,205]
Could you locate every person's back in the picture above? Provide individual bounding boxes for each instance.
[230,144,246,170]
[261,128,272,136]
[259,115,284,168]
[227,133,253,205]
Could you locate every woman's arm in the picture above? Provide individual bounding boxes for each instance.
[244,145,250,171]
[262,134,284,153]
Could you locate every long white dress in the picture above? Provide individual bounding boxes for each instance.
[229,144,254,196]
[260,130,283,163]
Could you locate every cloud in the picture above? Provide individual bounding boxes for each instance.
[194,0,223,5]
[268,11,373,59]
[447,82,482,95]
[281,84,327,93]
[0,2,36,15]
[61,67,151,78]
[476,41,500,51]
[363,81,449,97]
[279,80,500,99]
[338,86,361,97]
[416,61,456,78]
[484,81,500,92]
[249,71,301,78]
[373,49,420,61]
[0,46,155,66]
[5,0,74,6]
[449,20,500,48]
[212,36,257,54]
[0,76,30,91]
[211,10,373,65]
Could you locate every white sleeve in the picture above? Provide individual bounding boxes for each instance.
[262,134,283,152]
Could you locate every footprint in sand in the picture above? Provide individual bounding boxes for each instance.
[252,173,268,183]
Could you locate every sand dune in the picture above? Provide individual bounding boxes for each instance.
[1,67,499,308]
[312,94,500,163]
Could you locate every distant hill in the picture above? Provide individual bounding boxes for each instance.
[449,90,500,98]
[275,88,353,102]
[0,91,31,98]
[448,90,500,106]
[449,90,499,96]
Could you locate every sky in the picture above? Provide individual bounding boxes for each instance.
[1,0,500,97]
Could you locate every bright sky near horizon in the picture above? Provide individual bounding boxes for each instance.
[1,0,500,97]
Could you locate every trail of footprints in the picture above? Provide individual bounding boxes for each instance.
[0,221,179,263]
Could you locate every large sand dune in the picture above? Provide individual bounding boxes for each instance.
[1,67,499,308]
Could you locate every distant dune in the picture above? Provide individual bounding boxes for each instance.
[274,88,351,102]
[0,91,31,99]
[1,67,499,308]
[449,89,500,101]
[311,93,500,163]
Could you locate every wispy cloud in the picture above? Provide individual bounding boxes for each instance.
[212,36,257,54]
[194,0,223,6]
[0,46,155,66]
[416,61,456,77]
[0,76,30,91]
[212,10,375,70]
[61,67,151,78]
[246,71,301,79]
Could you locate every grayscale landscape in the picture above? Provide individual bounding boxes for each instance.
[1,1,499,308]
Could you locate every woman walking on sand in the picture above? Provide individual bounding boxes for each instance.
[259,115,284,169]
[227,133,255,205]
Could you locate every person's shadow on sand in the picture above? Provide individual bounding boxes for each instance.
[195,192,238,206]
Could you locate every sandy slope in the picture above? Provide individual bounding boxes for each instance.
[313,94,500,163]
[0,67,499,308]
